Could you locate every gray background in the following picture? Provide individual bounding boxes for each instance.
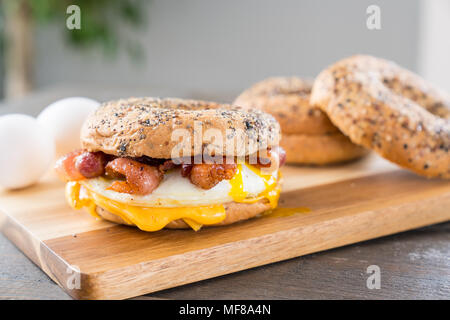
[2,0,449,110]
[24,0,426,104]
[32,0,419,102]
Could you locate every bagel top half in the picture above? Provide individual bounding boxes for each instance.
[81,97,281,159]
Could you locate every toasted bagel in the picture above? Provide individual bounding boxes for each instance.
[234,77,338,135]
[281,133,368,165]
[311,55,450,178]
[234,77,367,164]
[81,97,281,159]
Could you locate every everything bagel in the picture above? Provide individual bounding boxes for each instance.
[234,77,337,135]
[81,97,281,159]
[234,77,367,164]
[311,55,450,178]
[281,132,368,165]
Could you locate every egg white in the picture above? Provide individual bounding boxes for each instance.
[81,164,277,207]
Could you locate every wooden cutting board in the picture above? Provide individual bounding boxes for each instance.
[0,153,449,300]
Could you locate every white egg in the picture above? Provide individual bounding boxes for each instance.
[0,114,55,189]
[37,97,100,157]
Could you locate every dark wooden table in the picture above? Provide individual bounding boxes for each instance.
[1,222,449,300]
[1,88,449,300]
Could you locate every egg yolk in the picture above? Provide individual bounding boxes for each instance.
[229,164,281,209]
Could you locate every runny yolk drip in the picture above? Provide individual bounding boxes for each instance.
[228,164,281,209]
[228,164,248,202]
[66,181,99,218]
[263,207,311,218]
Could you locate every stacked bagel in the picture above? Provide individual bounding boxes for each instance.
[234,55,449,179]
[234,77,367,165]
[311,55,450,178]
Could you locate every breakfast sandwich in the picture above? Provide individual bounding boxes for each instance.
[55,97,285,231]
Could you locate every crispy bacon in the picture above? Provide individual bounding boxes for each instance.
[55,150,107,181]
[105,158,163,195]
[159,160,177,173]
[55,146,285,195]
[188,163,237,190]
[55,150,85,181]
[180,164,193,177]
[75,151,106,178]
[251,146,286,168]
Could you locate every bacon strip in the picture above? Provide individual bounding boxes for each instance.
[55,150,85,182]
[105,158,163,195]
[250,146,287,168]
[158,160,177,173]
[75,151,106,178]
[55,146,286,194]
[188,163,237,190]
[55,150,107,181]
[180,164,193,177]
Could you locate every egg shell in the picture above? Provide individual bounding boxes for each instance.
[0,114,55,189]
[37,97,100,157]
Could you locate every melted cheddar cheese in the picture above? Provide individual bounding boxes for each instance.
[65,163,281,232]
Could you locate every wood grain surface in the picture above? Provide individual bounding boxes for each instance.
[0,154,449,300]
[2,222,449,300]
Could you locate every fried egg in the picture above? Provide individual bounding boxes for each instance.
[80,163,278,207]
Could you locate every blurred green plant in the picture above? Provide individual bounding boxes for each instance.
[0,0,149,98]
[30,0,147,59]
[2,0,148,58]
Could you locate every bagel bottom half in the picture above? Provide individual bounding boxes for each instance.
[281,132,368,165]
[94,199,273,230]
